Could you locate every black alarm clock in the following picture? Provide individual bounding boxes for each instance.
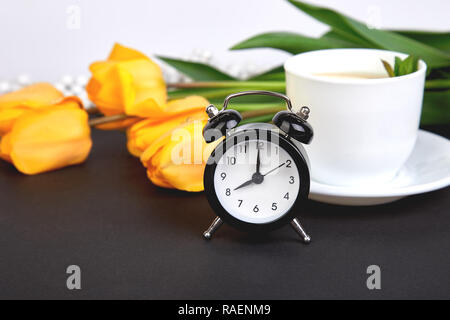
[202,91,313,243]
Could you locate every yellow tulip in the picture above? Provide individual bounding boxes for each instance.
[0,83,64,135]
[127,96,209,157]
[0,97,92,175]
[140,120,220,192]
[87,43,167,127]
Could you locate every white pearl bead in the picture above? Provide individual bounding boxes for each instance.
[75,75,88,87]
[0,81,11,93]
[79,92,93,108]
[189,49,202,61]
[9,83,21,92]
[60,75,74,86]
[201,50,213,62]
[71,85,84,95]
[62,89,72,96]
[17,74,32,86]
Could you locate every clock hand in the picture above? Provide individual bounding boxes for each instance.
[256,147,261,174]
[234,178,254,191]
[235,151,272,191]
[262,162,286,177]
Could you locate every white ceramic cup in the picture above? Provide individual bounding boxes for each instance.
[285,49,427,187]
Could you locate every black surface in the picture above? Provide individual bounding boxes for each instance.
[0,125,449,300]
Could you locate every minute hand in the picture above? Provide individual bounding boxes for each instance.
[262,162,286,177]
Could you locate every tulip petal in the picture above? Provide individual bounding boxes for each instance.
[87,62,127,116]
[147,95,209,119]
[0,83,64,135]
[140,120,221,192]
[126,95,209,157]
[5,105,92,175]
[87,44,167,122]
[0,133,12,162]
[0,107,30,134]
[108,43,149,61]
[0,83,64,109]
[127,109,207,157]
[163,96,209,114]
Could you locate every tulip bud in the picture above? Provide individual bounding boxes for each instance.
[87,43,167,129]
[0,83,64,134]
[140,120,221,192]
[0,98,92,175]
[127,96,210,157]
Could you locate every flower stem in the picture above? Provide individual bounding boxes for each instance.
[168,87,287,100]
[167,81,285,90]
[88,114,136,126]
[86,106,100,115]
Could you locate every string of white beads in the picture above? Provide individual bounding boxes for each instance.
[0,50,267,107]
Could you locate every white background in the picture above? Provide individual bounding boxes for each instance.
[0,0,449,81]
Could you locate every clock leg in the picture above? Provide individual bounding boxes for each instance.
[290,218,311,244]
[203,217,223,240]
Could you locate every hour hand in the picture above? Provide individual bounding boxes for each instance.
[234,179,254,191]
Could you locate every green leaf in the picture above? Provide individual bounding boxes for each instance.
[251,72,285,81]
[231,31,357,54]
[320,30,368,47]
[240,114,275,125]
[209,94,284,106]
[287,1,375,47]
[225,102,285,113]
[168,80,284,90]
[168,88,240,100]
[249,66,285,81]
[398,55,419,75]
[288,0,450,69]
[421,90,450,125]
[325,28,450,57]
[168,87,285,101]
[394,57,402,76]
[393,30,450,53]
[381,59,395,77]
[157,56,235,81]
[425,79,450,90]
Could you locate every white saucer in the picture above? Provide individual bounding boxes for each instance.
[309,130,450,206]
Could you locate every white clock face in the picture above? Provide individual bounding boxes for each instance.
[214,139,300,224]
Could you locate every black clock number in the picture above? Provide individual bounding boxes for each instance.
[238,199,243,207]
[221,172,226,180]
[239,144,248,154]
[227,156,236,165]
[226,188,231,196]
[272,203,278,211]
[284,192,289,200]
[253,205,259,213]
[289,176,295,184]
[286,160,292,168]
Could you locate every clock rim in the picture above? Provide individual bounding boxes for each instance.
[203,128,310,233]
